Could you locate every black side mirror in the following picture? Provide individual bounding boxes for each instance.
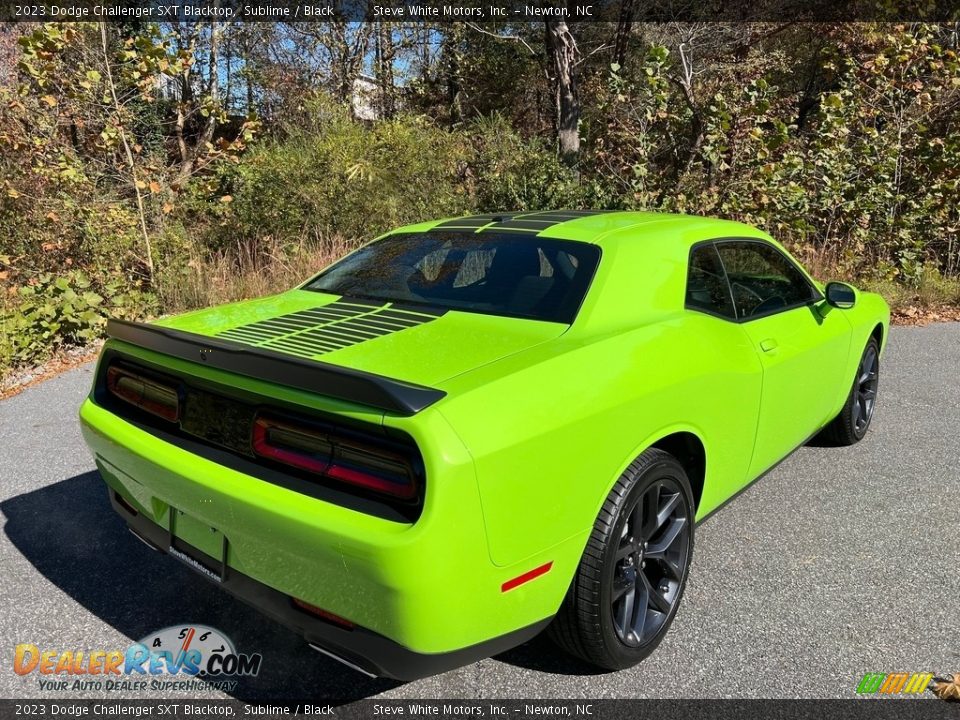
[825,281,857,309]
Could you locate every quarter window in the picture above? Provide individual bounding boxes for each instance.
[686,244,735,319]
[715,241,818,319]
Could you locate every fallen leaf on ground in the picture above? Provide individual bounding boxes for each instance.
[930,673,960,702]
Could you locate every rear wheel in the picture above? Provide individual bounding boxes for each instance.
[549,448,694,670]
[822,337,880,446]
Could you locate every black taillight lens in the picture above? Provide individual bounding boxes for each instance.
[106,364,180,423]
[252,414,418,500]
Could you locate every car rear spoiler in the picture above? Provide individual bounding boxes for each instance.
[105,319,446,417]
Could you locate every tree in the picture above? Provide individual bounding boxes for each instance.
[545,19,580,168]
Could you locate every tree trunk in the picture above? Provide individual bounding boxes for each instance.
[99,22,153,282]
[375,21,396,119]
[176,13,219,185]
[613,0,636,69]
[444,24,463,127]
[330,22,373,110]
[545,20,580,169]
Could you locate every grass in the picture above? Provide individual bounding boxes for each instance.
[861,273,960,313]
[790,244,960,315]
[156,235,357,313]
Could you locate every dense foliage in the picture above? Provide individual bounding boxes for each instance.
[1,21,959,374]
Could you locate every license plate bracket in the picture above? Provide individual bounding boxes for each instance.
[168,508,228,584]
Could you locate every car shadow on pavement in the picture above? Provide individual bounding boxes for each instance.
[493,634,609,676]
[1,471,400,703]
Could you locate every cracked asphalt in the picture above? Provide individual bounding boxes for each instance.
[0,324,957,701]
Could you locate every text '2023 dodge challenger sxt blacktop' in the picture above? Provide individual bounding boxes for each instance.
[79,210,889,679]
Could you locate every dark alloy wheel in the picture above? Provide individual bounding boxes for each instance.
[822,336,881,446]
[610,477,690,647]
[852,342,879,435]
[549,448,694,670]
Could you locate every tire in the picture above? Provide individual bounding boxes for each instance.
[548,448,695,670]
[821,337,880,446]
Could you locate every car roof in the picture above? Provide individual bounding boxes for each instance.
[392,210,768,249]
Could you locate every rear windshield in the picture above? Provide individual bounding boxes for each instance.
[305,232,601,324]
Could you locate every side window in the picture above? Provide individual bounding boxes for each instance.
[715,241,817,319]
[686,244,735,319]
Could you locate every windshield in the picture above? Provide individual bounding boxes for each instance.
[305,232,601,324]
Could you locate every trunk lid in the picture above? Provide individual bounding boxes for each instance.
[154,290,566,388]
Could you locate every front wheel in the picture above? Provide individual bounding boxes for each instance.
[548,448,694,670]
[822,337,880,446]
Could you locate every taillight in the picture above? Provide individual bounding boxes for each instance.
[252,415,418,500]
[106,365,180,422]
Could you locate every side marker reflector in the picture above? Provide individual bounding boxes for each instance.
[292,598,355,629]
[501,562,553,592]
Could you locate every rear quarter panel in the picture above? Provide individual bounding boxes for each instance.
[435,312,763,570]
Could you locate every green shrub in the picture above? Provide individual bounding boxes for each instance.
[3,271,155,366]
[468,114,587,212]
[193,97,472,253]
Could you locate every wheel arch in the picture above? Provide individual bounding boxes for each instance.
[651,431,706,512]
[596,425,709,520]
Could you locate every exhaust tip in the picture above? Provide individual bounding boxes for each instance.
[308,643,378,679]
[128,527,163,553]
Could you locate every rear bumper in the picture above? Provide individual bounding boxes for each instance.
[109,489,548,680]
[79,396,570,673]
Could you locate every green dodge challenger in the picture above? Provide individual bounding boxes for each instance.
[80,210,889,679]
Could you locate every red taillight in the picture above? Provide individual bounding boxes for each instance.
[252,415,418,500]
[252,417,332,475]
[106,365,180,422]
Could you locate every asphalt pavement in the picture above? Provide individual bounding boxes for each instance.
[0,324,957,701]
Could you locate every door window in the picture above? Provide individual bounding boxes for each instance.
[715,241,818,320]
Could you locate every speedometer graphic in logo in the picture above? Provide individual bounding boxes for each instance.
[133,624,262,677]
[139,625,235,658]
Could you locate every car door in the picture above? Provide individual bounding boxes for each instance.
[714,239,852,478]
[684,242,764,509]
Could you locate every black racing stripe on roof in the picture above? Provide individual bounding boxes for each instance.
[490,219,567,231]
[431,210,611,235]
[433,214,514,229]
[521,210,604,221]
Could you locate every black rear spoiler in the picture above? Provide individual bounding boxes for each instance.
[105,319,446,417]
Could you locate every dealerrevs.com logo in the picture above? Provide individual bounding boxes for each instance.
[13,625,261,693]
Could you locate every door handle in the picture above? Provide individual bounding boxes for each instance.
[760,338,778,352]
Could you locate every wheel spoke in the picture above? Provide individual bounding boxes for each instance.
[612,573,633,600]
[632,574,650,641]
[647,517,687,556]
[642,573,672,615]
[656,492,681,528]
[637,483,660,539]
[615,536,635,561]
[615,584,635,636]
[655,555,684,580]
[858,395,870,429]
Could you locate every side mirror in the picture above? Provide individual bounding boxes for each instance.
[825,281,857,309]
